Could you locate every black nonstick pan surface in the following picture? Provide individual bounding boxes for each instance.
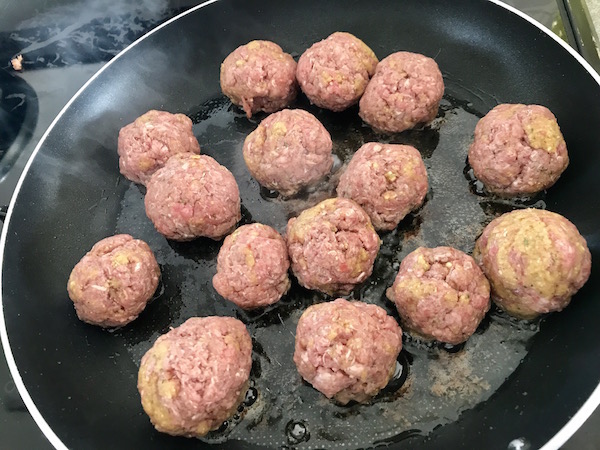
[2,0,600,449]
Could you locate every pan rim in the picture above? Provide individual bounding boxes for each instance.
[487,7,600,450]
[0,2,221,448]
[1,1,599,449]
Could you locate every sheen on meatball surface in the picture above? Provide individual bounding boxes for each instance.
[220,40,297,118]
[337,143,428,231]
[213,223,291,309]
[286,198,380,295]
[145,154,241,241]
[294,298,402,404]
[386,246,490,345]
[468,104,569,196]
[296,32,378,112]
[359,51,444,133]
[117,110,200,185]
[473,208,591,319]
[67,234,160,327]
[138,317,252,438]
[243,109,333,196]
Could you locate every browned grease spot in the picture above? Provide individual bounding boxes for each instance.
[428,351,491,398]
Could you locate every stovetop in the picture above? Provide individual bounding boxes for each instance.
[0,1,598,449]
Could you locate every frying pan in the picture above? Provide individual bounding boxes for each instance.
[2,0,600,449]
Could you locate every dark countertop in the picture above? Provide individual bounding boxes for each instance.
[0,1,598,449]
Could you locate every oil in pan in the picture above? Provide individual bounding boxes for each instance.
[113,88,544,449]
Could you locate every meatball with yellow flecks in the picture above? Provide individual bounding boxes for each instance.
[473,208,591,319]
[294,298,402,404]
[213,223,290,309]
[220,40,297,118]
[468,104,569,196]
[296,32,378,112]
[337,143,428,231]
[67,234,160,327]
[243,109,333,196]
[386,246,490,345]
[138,317,252,438]
[145,153,241,241]
[359,51,444,133]
[117,110,200,185]
[286,198,380,295]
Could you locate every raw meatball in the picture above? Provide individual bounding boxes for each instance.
[286,198,380,295]
[243,109,333,195]
[67,234,160,327]
[117,110,200,185]
[294,298,402,404]
[213,223,291,309]
[468,104,569,196]
[138,317,252,438]
[473,208,591,319]
[359,51,444,133]
[296,32,378,111]
[386,247,490,344]
[145,154,241,241]
[337,143,428,231]
[220,40,298,118]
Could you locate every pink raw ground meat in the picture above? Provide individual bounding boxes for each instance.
[117,110,200,185]
[337,142,428,231]
[145,154,241,241]
[468,104,569,196]
[386,246,490,345]
[296,32,378,111]
[294,298,402,404]
[213,223,291,309]
[220,40,297,118]
[286,198,380,295]
[243,109,333,195]
[138,317,252,437]
[359,51,444,133]
[67,234,160,327]
[473,208,591,319]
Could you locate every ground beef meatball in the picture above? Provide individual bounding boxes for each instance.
[337,143,428,231]
[117,110,200,185]
[473,209,591,319]
[286,198,380,295]
[212,223,291,309]
[294,298,402,404]
[468,104,569,196]
[138,317,252,438]
[386,247,490,345]
[220,40,297,118]
[67,234,160,327]
[243,109,333,195]
[359,51,444,133]
[145,154,241,241]
[296,32,378,112]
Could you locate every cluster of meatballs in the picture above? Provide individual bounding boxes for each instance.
[65,31,591,441]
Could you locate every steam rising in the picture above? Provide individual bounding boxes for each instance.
[8,0,171,69]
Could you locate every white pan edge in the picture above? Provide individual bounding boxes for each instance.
[0,1,599,449]
[486,4,600,450]
[0,1,220,449]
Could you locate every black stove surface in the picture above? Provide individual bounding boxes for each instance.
[0,69,38,181]
[0,1,598,449]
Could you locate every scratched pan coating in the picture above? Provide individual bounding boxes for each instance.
[2,1,600,450]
